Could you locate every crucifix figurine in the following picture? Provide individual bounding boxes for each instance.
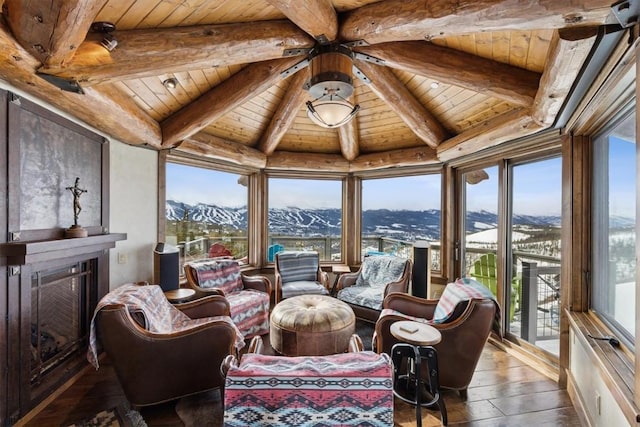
[66,177,87,226]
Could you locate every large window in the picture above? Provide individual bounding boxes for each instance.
[361,174,441,267]
[592,109,636,342]
[268,177,342,262]
[165,163,248,271]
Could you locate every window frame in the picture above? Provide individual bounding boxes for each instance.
[590,103,636,347]
[358,171,444,272]
[159,152,256,266]
[265,174,345,264]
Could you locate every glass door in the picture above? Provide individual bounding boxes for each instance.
[508,158,562,357]
[459,166,501,302]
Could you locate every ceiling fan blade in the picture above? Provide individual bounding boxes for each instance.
[37,21,314,87]
[340,0,614,44]
[265,0,338,43]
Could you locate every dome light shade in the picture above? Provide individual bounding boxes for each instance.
[305,45,360,129]
[306,96,359,128]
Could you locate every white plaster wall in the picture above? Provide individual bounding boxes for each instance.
[109,140,158,289]
[569,328,630,427]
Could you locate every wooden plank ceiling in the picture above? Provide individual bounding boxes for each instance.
[0,0,615,171]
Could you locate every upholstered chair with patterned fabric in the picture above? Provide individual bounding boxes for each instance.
[274,251,330,303]
[184,257,272,338]
[335,255,412,322]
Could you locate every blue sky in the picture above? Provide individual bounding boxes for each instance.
[609,135,636,218]
[166,164,248,207]
[167,141,635,218]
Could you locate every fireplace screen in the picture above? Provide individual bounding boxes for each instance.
[30,261,93,384]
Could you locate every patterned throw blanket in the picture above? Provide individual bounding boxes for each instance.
[380,277,502,337]
[185,258,271,337]
[224,351,394,426]
[87,284,244,369]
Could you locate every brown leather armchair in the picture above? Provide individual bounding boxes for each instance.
[335,255,412,322]
[95,293,239,407]
[374,292,497,398]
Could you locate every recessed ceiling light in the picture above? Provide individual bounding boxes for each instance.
[163,78,178,89]
[430,81,439,89]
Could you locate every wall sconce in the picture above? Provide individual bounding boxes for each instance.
[91,22,117,52]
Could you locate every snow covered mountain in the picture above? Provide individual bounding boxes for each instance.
[164,200,595,242]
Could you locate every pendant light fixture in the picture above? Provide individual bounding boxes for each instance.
[305,45,360,129]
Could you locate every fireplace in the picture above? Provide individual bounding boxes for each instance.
[30,260,96,389]
[0,90,125,425]
[0,234,125,424]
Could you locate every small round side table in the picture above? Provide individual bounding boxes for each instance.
[390,320,447,426]
[164,288,195,304]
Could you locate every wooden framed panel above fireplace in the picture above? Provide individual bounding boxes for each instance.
[0,89,125,425]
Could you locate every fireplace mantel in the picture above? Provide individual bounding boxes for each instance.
[0,233,126,265]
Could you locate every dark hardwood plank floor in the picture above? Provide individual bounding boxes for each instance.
[16,333,580,426]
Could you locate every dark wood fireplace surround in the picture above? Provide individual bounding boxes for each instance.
[0,90,125,425]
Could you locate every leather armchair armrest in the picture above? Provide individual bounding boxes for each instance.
[383,293,437,319]
[335,272,359,292]
[175,295,231,318]
[319,269,330,289]
[383,278,410,297]
[221,354,237,380]
[247,336,264,354]
[242,274,272,296]
[348,334,364,352]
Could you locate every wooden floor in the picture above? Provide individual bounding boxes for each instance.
[16,335,581,426]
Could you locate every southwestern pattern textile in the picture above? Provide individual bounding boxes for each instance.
[223,351,393,426]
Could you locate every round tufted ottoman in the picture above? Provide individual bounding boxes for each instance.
[270,294,356,356]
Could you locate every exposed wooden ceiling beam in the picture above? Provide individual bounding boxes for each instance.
[265,0,337,42]
[258,69,309,155]
[180,134,267,169]
[161,57,302,149]
[354,60,448,148]
[532,26,599,126]
[3,0,106,67]
[0,21,161,147]
[437,109,543,161]
[337,114,359,161]
[340,0,614,44]
[356,41,540,107]
[37,21,314,87]
[267,151,350,172]
[350,146,438,172]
